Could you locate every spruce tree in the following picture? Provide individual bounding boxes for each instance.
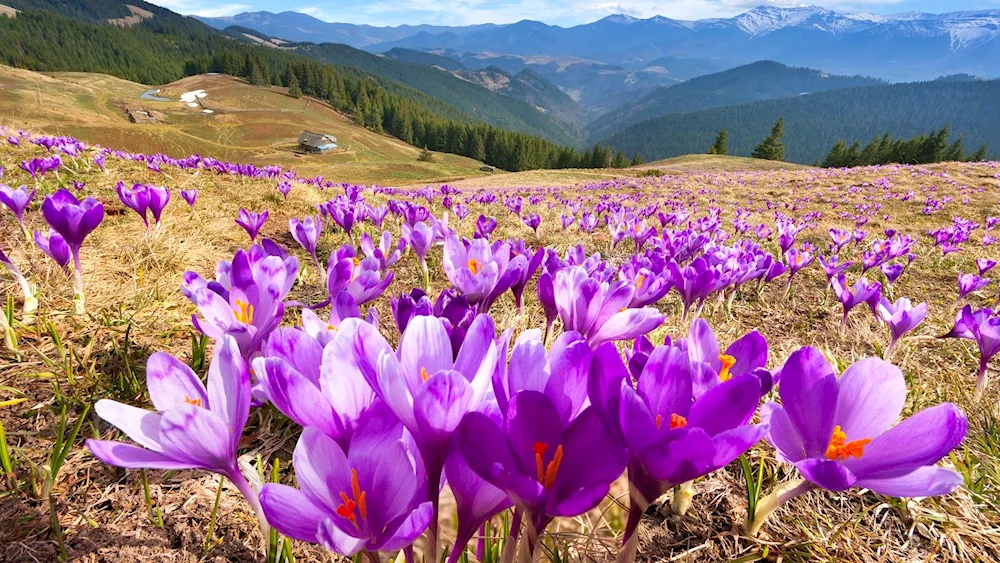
[751,118,785,161]
[969,144,989,162]
[944,137,966,161]
[707,129,728,155]
[630,152,645,166]
[417,147,435,162]
[287,70,302,98]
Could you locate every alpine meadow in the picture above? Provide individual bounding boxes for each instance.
[3,1,1000,562]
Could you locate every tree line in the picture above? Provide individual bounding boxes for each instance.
[821,127,989,167]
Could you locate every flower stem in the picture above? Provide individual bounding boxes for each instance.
[420,260,430,293]
[976,357,990,400]
[744,479,815,537]
[884,338,898,361]
[670,480,695,516]
[202,476,225,557]
[499,508,522,563]
[617,495,648,563]
[228,468,270,540]
[72,252,85,316]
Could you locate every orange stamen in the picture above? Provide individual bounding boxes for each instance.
[335,468,368,527]
[542,445,564,488]
[533,442,548,482]
[825,425,871,461]
[654,414,663,430]
[718,354,737,382]
[635,274,645,290]
[468,259,482,275]
[669,413,687,430]
[421,367,429,382]
[184,396,203,408]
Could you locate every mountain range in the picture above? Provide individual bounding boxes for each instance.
[199,6,1000,82]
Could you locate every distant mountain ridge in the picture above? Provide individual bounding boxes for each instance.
[586,61,886,141]
[200,6,1000,82]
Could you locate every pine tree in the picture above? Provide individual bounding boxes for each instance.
[751,118,785,161]
[707,129,729,155]
[822,140,848,168]
[611,150,630,168]
[417,146,435,162]
[969,144,990,162]
[287,70,302,98]
[944,137,966,161]
[249,61,265,86]
[471,133,487,162]
[630,152,645,166]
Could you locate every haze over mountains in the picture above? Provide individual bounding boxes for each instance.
[200,6,1000,82]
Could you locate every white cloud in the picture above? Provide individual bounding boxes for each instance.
[147,1,251,17]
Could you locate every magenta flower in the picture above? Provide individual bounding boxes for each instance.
[41,189,104,314]
[259,421,432,557]
[235,209,268,242]
[442,236,522,306]
[277,181,292,199]
[977,259,997,275]
[290,216,323,276]
[117,183,151,228]
[750,348,966,535]
[876,297,928,358]
[0,185,35,237]
[148,185,169,228]
[458,391,627,557]
[180,189,198,210]
[361,231,406,270]
[940,305,1000,397]
[589,343,765,555]
[554,266,664,347]
[34,229,71,273]
[831,275,881,333]
[86,336,268,534]
[957,272,990,303]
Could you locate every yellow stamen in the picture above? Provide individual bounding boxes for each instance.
[184,396,203,408]
[468,259,482,275]
[825,425,871,461]
[421,367,429,382]
[326,323,339,332]
[234,300,254,324]
[718,354,737,382]
[636,274,646,290]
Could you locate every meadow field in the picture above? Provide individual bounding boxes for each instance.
[1,69,999,563]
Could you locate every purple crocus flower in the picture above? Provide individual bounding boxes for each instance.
[684,318,770,395]
[522,212,541,237]
[290,216,324,277]
[86,336,269,535]
[356,314,499,562]
[235,209,268,242]
[977,259,997,275]
[509,242,544,313]
[443,445,512,563]
[475,215,497,239]
[403,221,434,289]
[117,183,151,228]
[183,247,298,362]
[819,255,852,287]
[442,236,524,307]
[180,188,198,211]
[957,272,990,304]
[0,185,35,237]
[554,266,664,347]
[259,419,432,557]
[325,249,394,308]
[277,181,292,199]
[749,347,966,536]
[41,189,104,314]
[361,231,406,270]
[458,391,627,557]
[34,229,71,273]
[940,305,1000,397]
[831,275,881,333]
[148,185,169,229]
[589,343,766,558]
[875,297,928,358]
[880,263,903,286]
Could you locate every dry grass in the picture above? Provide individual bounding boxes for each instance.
[2,124,1000,560]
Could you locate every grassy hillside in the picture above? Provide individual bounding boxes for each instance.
[587,61,885,141]
[0,65,488,184]
[600,79,1000,164]
[295,43,580,145]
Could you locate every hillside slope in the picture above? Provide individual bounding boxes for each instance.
[0,65,487,184]
[587,61,885,141]
[600,79,1000,164]
[294,43,580,145]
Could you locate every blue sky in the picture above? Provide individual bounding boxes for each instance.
[150,0,1000,26]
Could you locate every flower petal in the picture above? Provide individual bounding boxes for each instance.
[777,347,838,458]
[207,335,251,437]
[259,483,331,543]
[846,403,967,479]
[94,399,165,452]
[371,500,434,552]
[834,358,906,442]
[256,357,339,438]
[86,440,192,469]
[145,352,208,413]
[760,402,806,463]
[399,316,454,382]
[158,405,235,473]
[688,374,761,436]
[855,466,964,497]
[795,458,857,491]
[317,518,366,557]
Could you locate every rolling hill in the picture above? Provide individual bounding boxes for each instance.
[586,61,886,141]
[0,65,487,184]
[599,79,1000,164]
